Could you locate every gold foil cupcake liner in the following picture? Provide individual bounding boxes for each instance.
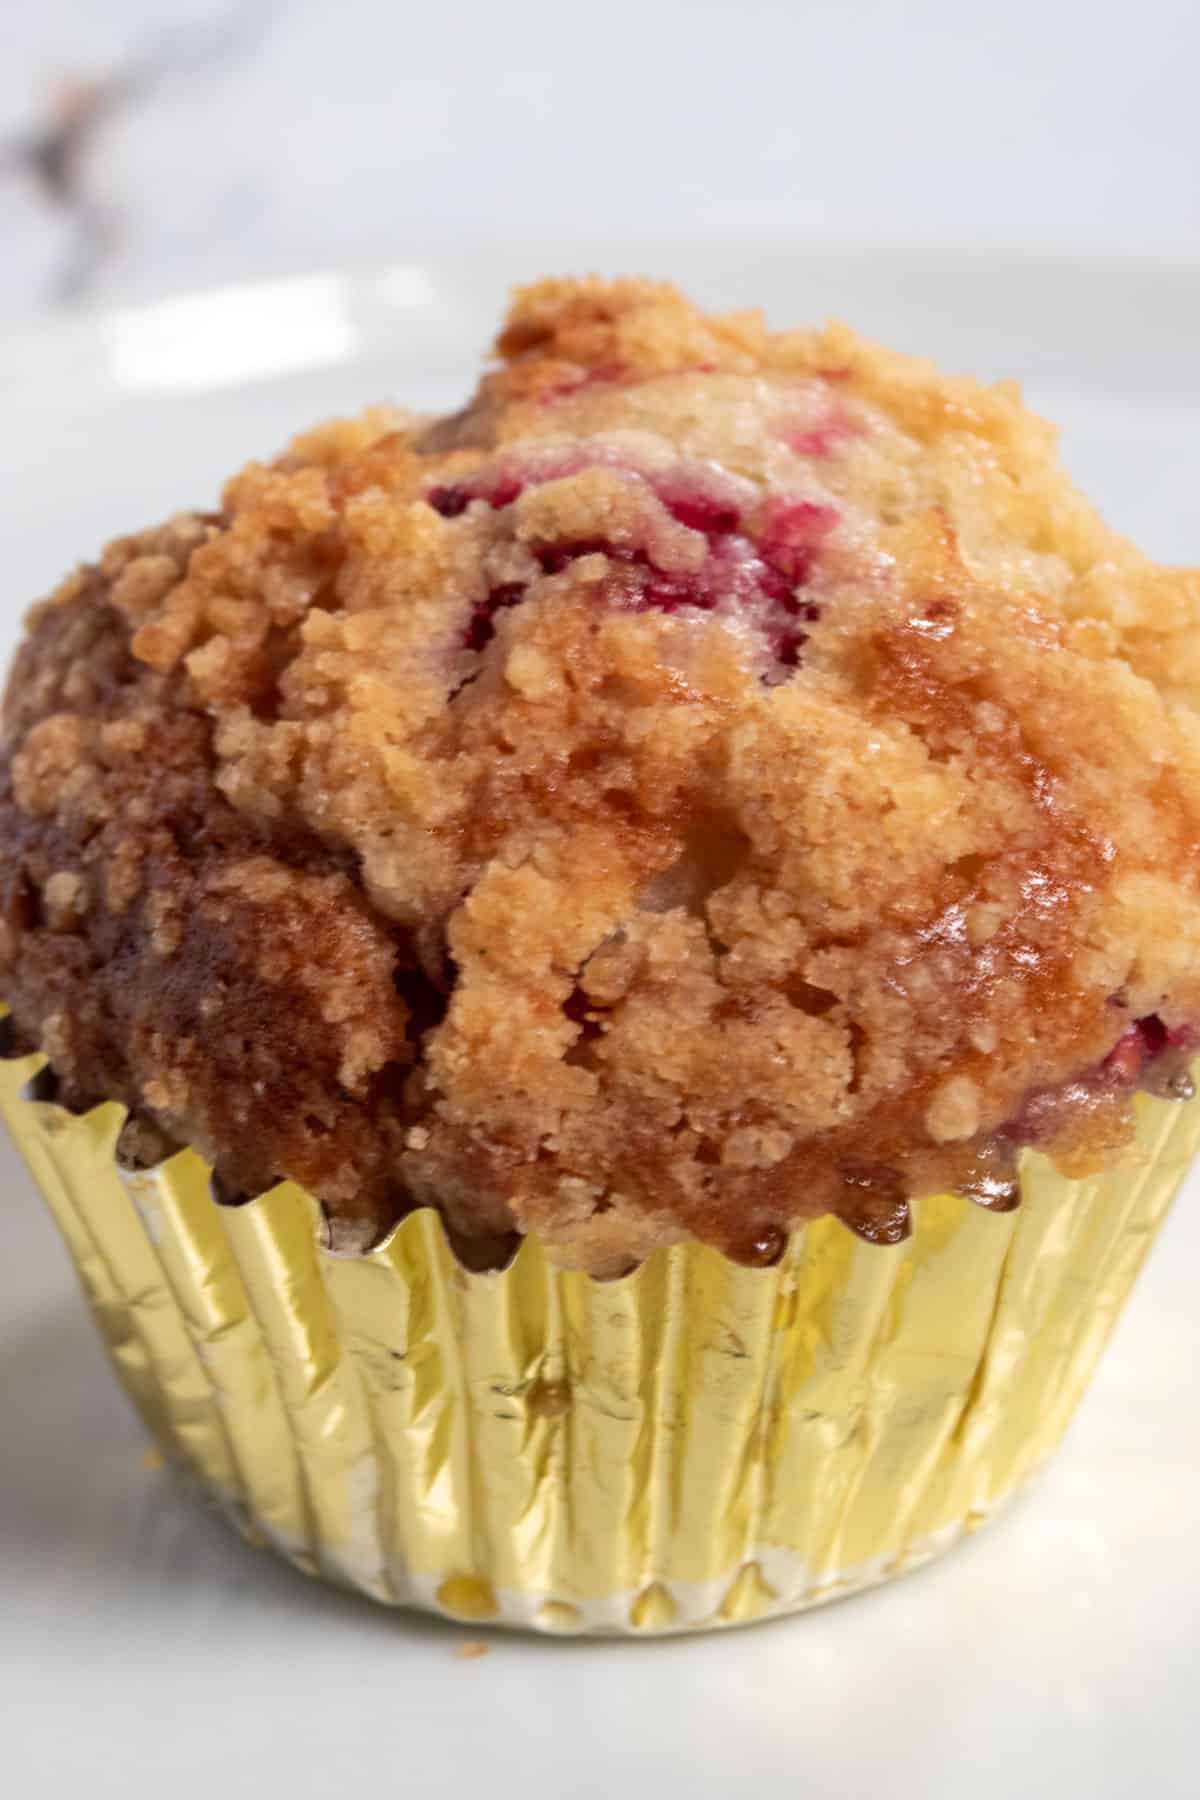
[3,1037,1197,1636]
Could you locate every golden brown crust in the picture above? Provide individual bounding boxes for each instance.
[3,276,1200,1272]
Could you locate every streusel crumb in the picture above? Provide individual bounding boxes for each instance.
[3,276,1199,1272]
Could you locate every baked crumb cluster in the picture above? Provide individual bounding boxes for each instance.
[4,276,1200,1272]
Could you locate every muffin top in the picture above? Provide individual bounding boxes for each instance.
[3,276,1200,1272]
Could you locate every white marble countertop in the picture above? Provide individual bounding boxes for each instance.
[3,0,1199,319]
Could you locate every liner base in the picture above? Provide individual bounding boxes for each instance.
[3,1036,1195,1638]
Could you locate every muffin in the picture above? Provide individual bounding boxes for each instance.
[2,275,1198,1633]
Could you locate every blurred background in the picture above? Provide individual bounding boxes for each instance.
[3,0,1199,319]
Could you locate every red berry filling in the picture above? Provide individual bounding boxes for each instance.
[1011,1012,1196,1152]
[785,412,859,458]
[436,455,840,674]
[428,473,526,517]
[653,487,741,536]
[757,499,839,584]
[529,499,834,673]
[1101,1012,1194,1086]
[1103,1015,1166,1082]
[464,582,525,653]
[427,484,472,518]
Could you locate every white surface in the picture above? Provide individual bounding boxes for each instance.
[4,0,1200,317]
[1,247,1198,1796]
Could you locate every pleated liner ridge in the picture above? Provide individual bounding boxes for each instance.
[2,1033,1197,1635]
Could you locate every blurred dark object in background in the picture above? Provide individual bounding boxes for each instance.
[0,4,270,303]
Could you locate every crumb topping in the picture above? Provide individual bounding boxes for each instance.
[3,275,1200,1272]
